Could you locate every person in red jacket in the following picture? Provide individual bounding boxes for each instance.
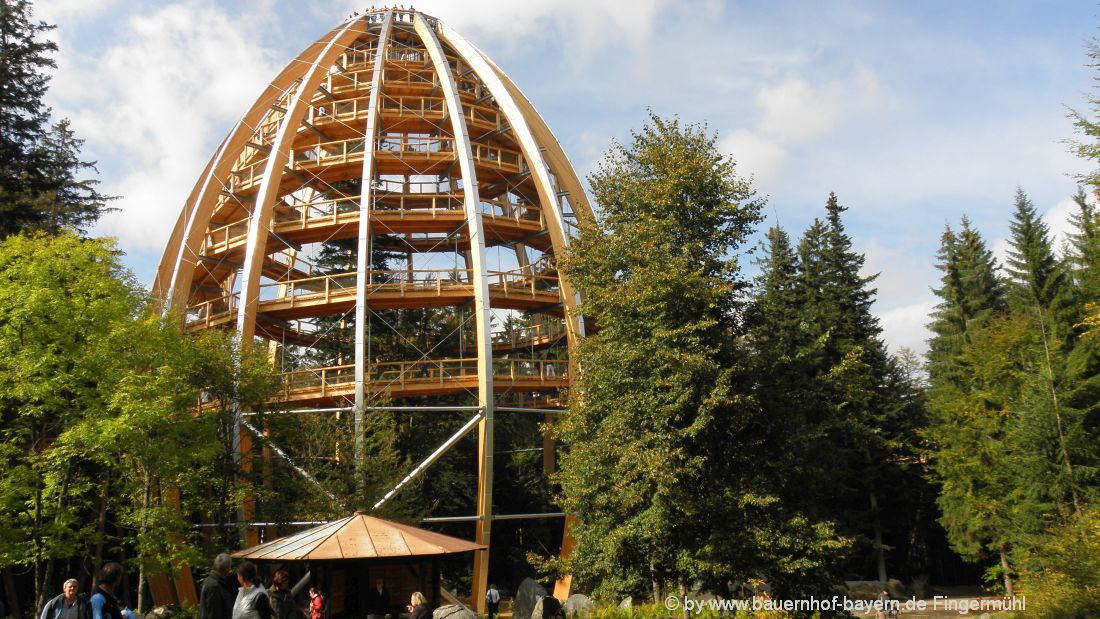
[308,588,325,619]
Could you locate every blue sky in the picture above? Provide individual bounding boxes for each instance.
[38,0,1100,354]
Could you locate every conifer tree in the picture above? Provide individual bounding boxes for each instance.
[0,0,113,236]
[927,217,1006,386]
[766,194,926,584]
[1003,189,1089,514]
[1066,187,1100,303]
[557,115,847,599]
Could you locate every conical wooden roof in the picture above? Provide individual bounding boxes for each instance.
[232,513,485,561]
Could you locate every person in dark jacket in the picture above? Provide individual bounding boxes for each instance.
[90,563,132,619]
[40,579,90,619]
[406,593,429,619]
[365,579,389,619]
[267,570,297,619]
[201,554,237,619]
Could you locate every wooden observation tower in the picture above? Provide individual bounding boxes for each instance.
[152,6,591,609]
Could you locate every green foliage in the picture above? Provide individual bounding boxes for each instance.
[1012,506,1100,618]
[556,113,764,598]
[749,195,927,585]
[556,114,856,600]
[0,233,281,608]
[928,196,1100,597]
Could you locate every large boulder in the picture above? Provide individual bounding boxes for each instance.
[514,578,548,619]
[562,594,593,618]
[617,597,632,610]
[433,605,478,619]
[530,596,564,619]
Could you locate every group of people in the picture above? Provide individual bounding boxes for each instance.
[40,563,136,619]
[199,554,432,619]
[199,554,326,619]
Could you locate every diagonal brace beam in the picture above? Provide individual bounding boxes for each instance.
[372,411,484,509]
[241,418,343,505]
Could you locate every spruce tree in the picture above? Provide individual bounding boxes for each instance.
[0,0,56,234]
[925,216,1019,593]
[1004,188,1090,514]
[1005,188,1077,341]
[1066,187,1100,304]
[0,0,113,236]
[775,194,927,584]
[927,217,1006,387]
[556,114,849,599]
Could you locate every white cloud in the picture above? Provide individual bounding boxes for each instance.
[720,129,788,185]
[48,1,280,253]
[1043,195,1080,252]
[879,298,937,356]
[348,0,668,61]
[36,0,118,23]
[719,67,882,184]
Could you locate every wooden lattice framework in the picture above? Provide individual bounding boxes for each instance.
[152,7,592,608]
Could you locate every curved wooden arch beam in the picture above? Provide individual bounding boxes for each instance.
[479,53,596,224]
[236,17,373,346]
[455,36,594,603]
[353,10,393,478]
[156,26,346,316]
[414,15,496,611]
[439,24,585,348]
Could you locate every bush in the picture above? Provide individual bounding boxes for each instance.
[1010,506,1100,618]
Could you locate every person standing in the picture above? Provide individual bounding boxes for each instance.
[90,563,133,619]
[267,571,296,619]
[40,579,89,619]
[201,554,237,619]
[308,588,325,619]
[232,562,271,619]
[406,593,429,619]
[365,579,389,619]
[484,585,500,619]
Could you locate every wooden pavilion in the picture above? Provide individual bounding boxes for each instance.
[232,513,485,616]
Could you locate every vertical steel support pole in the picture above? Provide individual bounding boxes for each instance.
[439,26,598,600]
[415,15,495,611]
[229,16,368,542]
[354,11,393,496]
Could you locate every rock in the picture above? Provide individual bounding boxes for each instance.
[531,597,564,619]
[562,594,593,618]
[617,597,632,610]
[514,578,548,619]
[145,606,180,619]
[433,605,478,619]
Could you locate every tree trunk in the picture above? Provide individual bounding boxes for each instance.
[3,568,22,619]
[869,488,888,583]
[136,468,152,614]
[42,461,74,606]
[93,470,110,590]
[649,558,660,604]
[1035,307,1082,512]
[33,425,45,612]
[1000,548,1013,598]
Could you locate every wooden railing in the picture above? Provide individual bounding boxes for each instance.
[280,357,569,396]
[202,195,540,257]
[493,319,566,349]
[185,265,560,328]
